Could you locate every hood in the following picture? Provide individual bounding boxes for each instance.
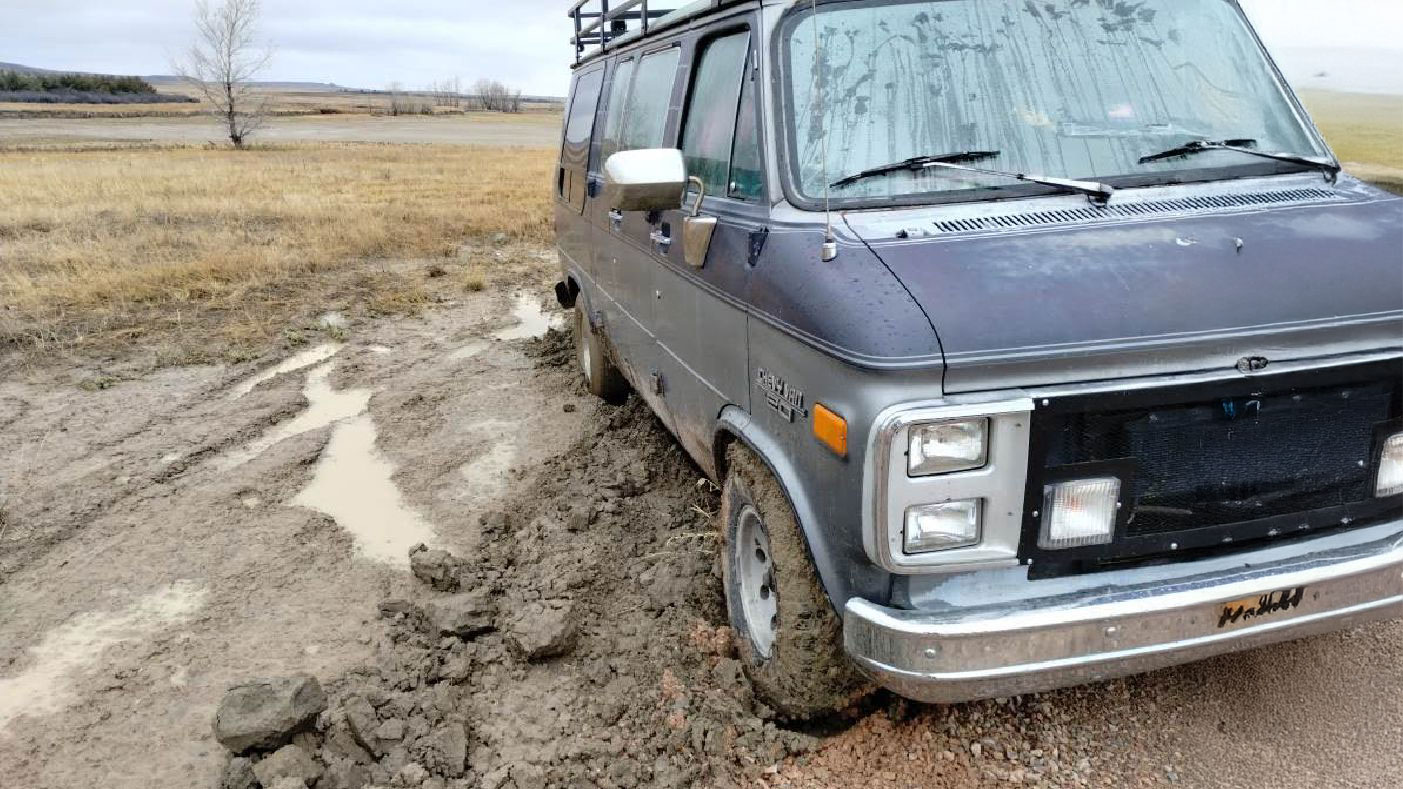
[849,178,1403,393]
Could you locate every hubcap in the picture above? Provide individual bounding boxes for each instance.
[735,504,779,659]
[578,311,593,381]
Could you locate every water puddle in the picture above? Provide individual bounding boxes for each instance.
[220,354,440,566]
[449,340,490,361]
[219,361,370,470]
[231,343,341,398]
[492,294,565,341]
[0,581,206,732]
[293,413,438,566]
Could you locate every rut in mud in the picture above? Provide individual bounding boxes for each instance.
[247,331,837,789]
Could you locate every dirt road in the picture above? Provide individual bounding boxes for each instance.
[2,274,1402,788]
[0,113,561,148]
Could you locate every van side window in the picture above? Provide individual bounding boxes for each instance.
[681,31,750,199]
[599,58,635,164]
[728,50,763,201]
[560,67,604,211]
[618,47,681,153]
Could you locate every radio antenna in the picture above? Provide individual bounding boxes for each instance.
[809,0,837,262]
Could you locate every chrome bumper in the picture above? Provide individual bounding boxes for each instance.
[844,537,1403,703]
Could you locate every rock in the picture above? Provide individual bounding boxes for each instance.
[218,756,257,789]
[422,589,495,638]
[252,744,324,788]
[269,780,308,789]
[214,675,328,754]
[507,600,579,662]
[409,544,466,592]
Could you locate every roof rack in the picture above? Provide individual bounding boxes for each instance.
[567,0,685,63]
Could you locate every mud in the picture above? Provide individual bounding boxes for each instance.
[284,334,821,787]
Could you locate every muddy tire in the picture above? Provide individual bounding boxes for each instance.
[720,443,868,718]
[573,303,628,404]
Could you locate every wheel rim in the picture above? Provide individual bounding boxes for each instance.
[735,504,779,659]
[578,310,593,381]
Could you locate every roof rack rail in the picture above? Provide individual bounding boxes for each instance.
[567,0,684,63]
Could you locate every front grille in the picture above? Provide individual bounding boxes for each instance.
[1022,361,1403,577]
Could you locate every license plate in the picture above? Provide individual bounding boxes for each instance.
[1216,586,1308,629]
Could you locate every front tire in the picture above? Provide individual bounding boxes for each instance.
[720,444,868,718]
[573,303,628,404]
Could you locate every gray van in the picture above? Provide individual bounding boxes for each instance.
[555,0,1403,716]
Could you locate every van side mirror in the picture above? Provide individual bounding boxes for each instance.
[603,149,686,213]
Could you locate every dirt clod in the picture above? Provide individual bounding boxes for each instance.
[253,743,324,787]
[506,600,578,662]
[422,589,496,639]
[218,756,257,789]
[409,544,468,592]
[213,675,328,755]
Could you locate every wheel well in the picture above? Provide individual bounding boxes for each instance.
[712,426,739,484]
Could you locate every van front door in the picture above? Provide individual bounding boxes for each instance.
[645,26,763,461]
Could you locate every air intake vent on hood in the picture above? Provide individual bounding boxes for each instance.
[930,188,1340,234]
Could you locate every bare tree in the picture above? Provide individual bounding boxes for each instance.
[175,0,273,148]
[472,79,524,113]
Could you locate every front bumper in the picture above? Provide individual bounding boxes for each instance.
[844,529,1403,703]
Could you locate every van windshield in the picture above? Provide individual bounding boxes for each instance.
[784,0,1327,205]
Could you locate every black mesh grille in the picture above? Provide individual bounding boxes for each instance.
[1022,361,1403,577]
[1042,380,1395,535]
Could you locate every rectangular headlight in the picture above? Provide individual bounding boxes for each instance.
[908,418,988,477]
[1379,433,1403,498]
[904,500,982,554]
[1039,478,1120,550]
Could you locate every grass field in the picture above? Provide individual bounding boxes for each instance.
[0,143,557,371]
[0,89,1397,376]
[1302,90,1403,194]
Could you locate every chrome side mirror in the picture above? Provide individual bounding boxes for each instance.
[603,149,686,212]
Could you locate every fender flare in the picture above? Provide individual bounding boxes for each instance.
[714,405,847,614]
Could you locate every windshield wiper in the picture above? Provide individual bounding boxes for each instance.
[831,151,1115,205]
[1139,138,1340,181]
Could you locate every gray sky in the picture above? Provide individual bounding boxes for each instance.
[0,0,1399,97]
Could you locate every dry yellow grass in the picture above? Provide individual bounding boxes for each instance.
[0,143,556,369]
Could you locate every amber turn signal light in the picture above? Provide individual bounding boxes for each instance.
[813,403,848,457]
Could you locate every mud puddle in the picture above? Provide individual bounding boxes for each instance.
[230,343,341,398]
[493,293,565,341]
[293,413,439,566]
[219,360,369,470]
[0,580,206,731]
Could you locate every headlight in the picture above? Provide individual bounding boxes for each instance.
[1378,433,1403,498]
[908,418,988,476]
[1039,478,1120,550]
[904,500,982,553]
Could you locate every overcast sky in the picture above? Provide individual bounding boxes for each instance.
[0,0,1399,97]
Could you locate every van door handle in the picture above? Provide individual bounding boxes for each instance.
[649,228,672,252]
[608,209,623,229]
